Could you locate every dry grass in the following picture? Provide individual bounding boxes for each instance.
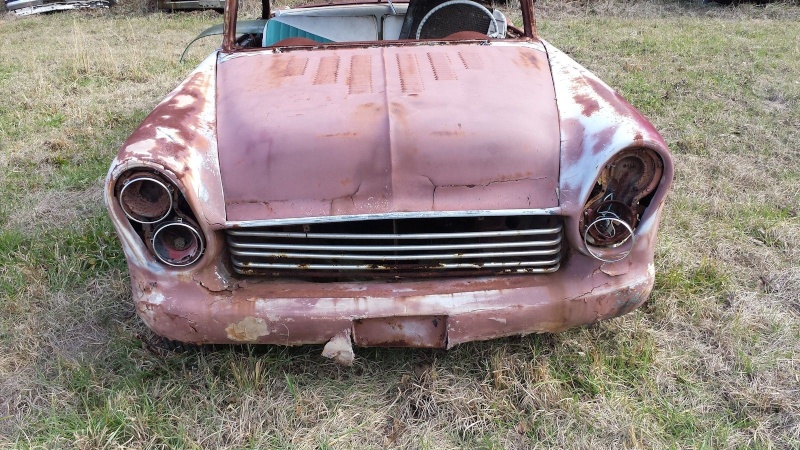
[1,1,799,448]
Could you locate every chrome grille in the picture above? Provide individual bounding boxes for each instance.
[227,215,563,279]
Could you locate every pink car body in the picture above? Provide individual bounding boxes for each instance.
[105,0,673,362]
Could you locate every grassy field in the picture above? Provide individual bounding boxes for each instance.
[1,0,799,448]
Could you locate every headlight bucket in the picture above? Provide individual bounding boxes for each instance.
[115,169,205,267]
[118,174,174,224]
[152,221,205,266]
[580,147,663,260]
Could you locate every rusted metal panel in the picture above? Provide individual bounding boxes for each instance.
[109,53,225,228]
[216,44,559,222]
[223,0,237,52]
[353,316,447,348]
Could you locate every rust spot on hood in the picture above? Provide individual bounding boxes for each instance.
[431,130,465,137]
[516,49,544,71]
[322,132,358,138]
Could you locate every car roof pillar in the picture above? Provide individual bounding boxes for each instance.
[522,0,536,38]
[222,0,238,52]
[261,0,270,19]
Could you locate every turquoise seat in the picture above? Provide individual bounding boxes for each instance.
[263,20,334,46]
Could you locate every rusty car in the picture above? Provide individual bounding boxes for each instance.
[105,0,674,364]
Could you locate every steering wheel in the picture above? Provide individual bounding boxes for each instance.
[415,0,499,40]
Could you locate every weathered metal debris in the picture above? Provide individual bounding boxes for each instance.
[5,0,112,15]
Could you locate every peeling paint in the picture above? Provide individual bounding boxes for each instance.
[226,316,270,342]
[149,292,166,305]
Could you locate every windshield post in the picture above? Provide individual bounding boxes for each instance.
[522,0,535,38]
[261,0,270,19]
[222,0,238,52]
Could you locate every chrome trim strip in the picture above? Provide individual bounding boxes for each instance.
[230,246,561,261]
[228,235,562,251]
[225,208,561,228]
[228,225,562,240]
[233,261,561,271]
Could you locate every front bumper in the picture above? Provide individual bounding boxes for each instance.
[130,253,654,349]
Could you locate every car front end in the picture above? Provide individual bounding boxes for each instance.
[105,0,673,360]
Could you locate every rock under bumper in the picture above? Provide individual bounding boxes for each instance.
[133,260,654,355]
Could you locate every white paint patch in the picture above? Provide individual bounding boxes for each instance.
[149,292,166,305]
[226,316,270,342]
[124,138,158,157]
[155,126,186,145]
[196,182,210,202]
[172,94,196,108]
[265,313,281,322]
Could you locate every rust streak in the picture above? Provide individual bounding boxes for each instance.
[434,175,548,189]
[431,130,465,137]
[274,56,308,78]
[574,93,600,117]
[322,131,358,138]
[515,50,542,71]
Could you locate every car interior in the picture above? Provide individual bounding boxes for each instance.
[181,0,520,60]
[256,0,509,47]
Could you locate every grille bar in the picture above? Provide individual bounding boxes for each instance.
[226,215,564,279]
[231,246,561,261]
[236,261,561,271]
[227,227,561,240]
[229,236,562,252]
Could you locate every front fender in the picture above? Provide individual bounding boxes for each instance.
[544,41,674,258]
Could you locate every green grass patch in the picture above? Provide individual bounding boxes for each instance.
[656,260,730,300]
[0,215,124,298]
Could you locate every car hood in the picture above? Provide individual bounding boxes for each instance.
[216,43,560,222]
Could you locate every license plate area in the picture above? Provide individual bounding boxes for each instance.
[353,316,447,348]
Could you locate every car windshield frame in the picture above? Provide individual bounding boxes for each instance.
[221,0,538,52]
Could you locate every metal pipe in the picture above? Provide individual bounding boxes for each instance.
[521,0,535,38]
[222,0,238,52]
[261,0,270,20]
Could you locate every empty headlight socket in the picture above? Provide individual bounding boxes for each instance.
[115,170,206,267]
[580,148,664,248]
